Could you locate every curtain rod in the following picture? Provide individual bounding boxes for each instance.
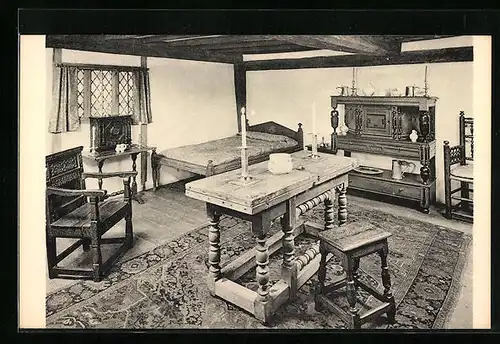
[55,62,149,72]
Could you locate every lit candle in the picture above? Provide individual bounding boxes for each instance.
[241,107,247,148]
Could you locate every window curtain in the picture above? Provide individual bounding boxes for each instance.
[48,66,79,133]
[132,69,153,125]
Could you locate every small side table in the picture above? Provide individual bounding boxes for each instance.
[83,144,156,204]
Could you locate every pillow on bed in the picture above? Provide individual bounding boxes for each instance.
[238,131,296,143]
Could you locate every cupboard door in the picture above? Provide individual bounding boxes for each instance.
[344,105,358,132]
[361,105,392,138]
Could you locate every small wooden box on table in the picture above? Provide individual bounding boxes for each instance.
[185,150,358,324]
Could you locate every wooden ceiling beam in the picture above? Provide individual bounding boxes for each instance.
[206,43,318,55]
[271,35,401,56]
[46,35,241,64]
[244,46,473,71]
[123,35,222,44]
[103,35,198,43]
[158,35,275,47]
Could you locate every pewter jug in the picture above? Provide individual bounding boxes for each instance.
[337,86,350,96]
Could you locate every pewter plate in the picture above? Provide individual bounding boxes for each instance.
[353,165,384,175]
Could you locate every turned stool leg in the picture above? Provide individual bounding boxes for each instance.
[379,244,396,324]
[315,241,328,312]
[345,255,360,329]
[352,257,360,290]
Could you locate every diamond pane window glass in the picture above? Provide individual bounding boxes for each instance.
[75,67,139,119]
[76,69,85,118]
[118,71,135,115]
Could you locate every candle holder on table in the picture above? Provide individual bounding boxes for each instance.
[239,144,253,182]
[237,106,253,183]
[309,133,320,158]
[88,146,98,156]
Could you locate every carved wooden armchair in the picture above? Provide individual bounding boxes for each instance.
[45,146,137,282]
[443,111,473,223]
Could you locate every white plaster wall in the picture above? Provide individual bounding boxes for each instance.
[147,57,236,186]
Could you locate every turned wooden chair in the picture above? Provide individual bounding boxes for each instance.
[443,111,473,223]
[45,146,137,282]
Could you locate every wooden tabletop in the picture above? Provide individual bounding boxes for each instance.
[82,144,156,162]
[185,150,358,215]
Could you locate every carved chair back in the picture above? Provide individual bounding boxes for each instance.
[45,146,86,224]
[459,112,474,163]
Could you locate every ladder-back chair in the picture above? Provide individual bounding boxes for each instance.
[443,111,473,223]
[45,146,137,281]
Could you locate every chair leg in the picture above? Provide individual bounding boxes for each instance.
[91,236,102,282]
[46,235,57,279]
[345,255,360,329]
[460,181,472,213]
[125,211,134,249]
[379,246,396,324]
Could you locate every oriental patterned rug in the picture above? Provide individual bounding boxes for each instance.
[45,201,471,329]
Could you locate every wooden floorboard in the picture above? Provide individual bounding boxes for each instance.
[139,192,206,228]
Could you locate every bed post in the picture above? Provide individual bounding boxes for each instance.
[297,123,304,150]
[206,160,215,177]
[151,149,158,191]
[234,62,246,132]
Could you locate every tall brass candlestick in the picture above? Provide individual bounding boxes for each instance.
[424,65,429,97]
[351,67,357,96]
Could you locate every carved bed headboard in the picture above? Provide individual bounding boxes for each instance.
[248,121,304,148]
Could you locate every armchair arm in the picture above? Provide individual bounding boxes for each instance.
[82,171,138,180]
[47,186,107,197]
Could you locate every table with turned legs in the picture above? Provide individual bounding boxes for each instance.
[185,150,358,324]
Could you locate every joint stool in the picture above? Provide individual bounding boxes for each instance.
[314,221,396,329]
